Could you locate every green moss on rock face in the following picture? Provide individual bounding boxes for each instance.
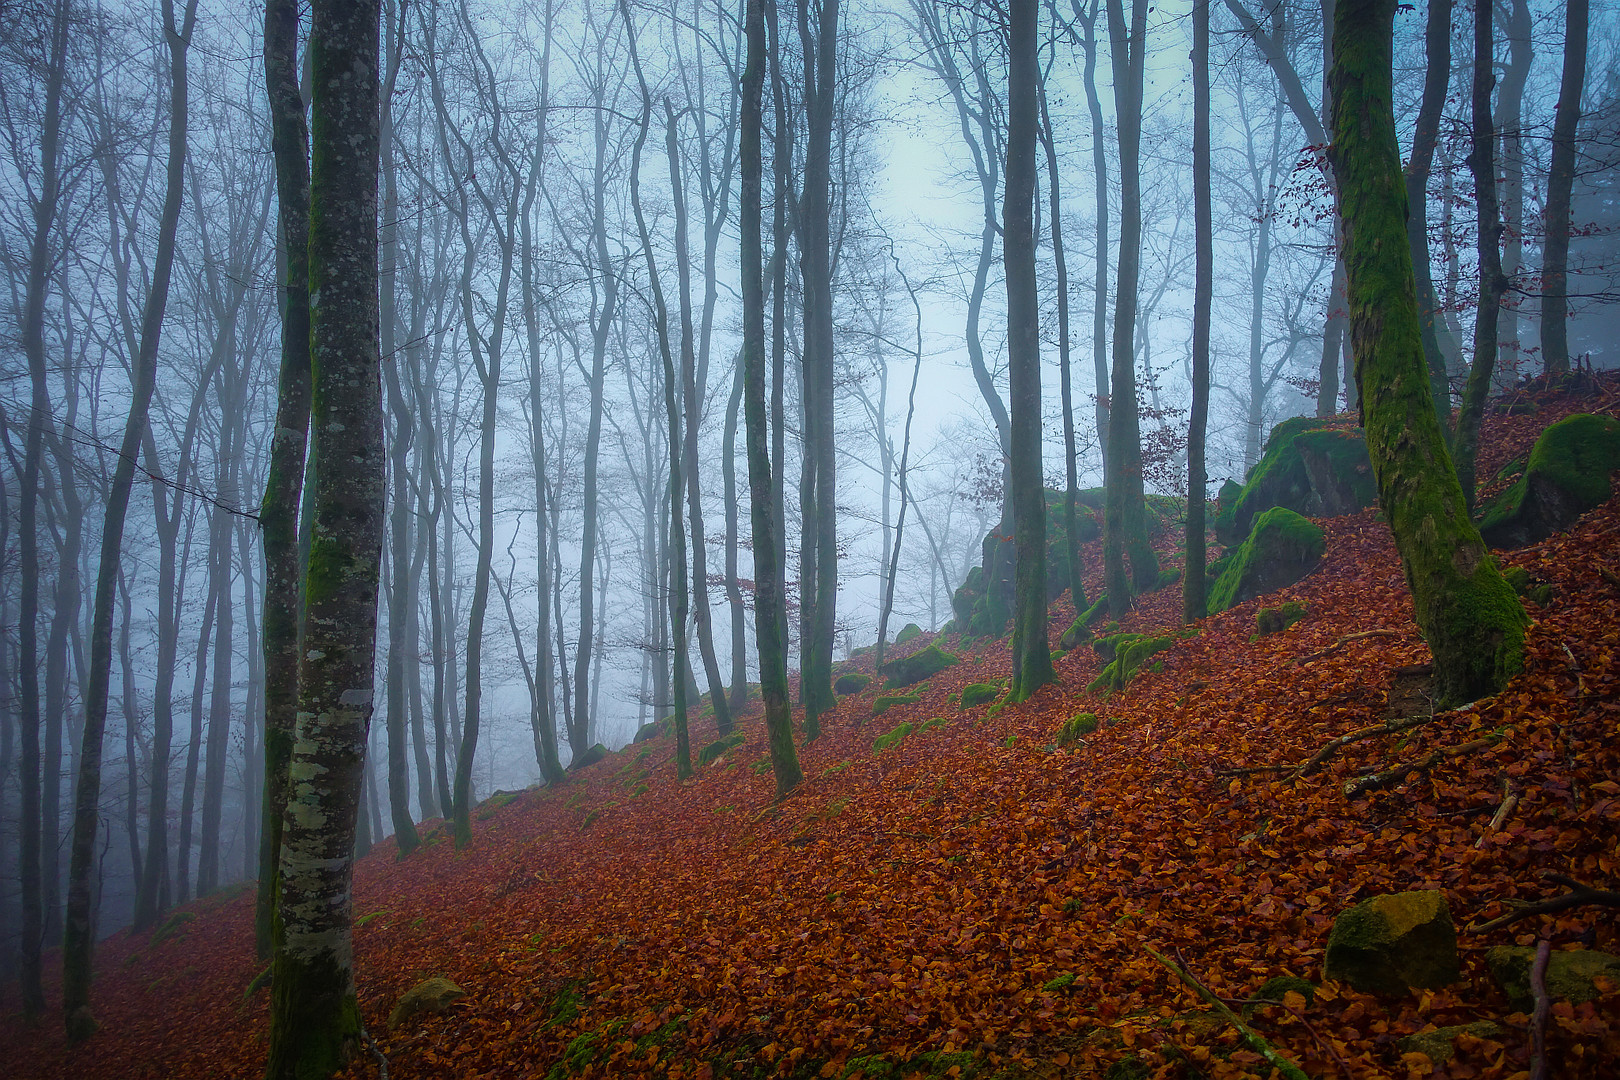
[387,977,465,1030]
[1088,635,1174,693]
[698,731,746,766]
[1215,420,1377,544]
[959,682,1001,708]
[1256,600,1308,636]
[878,644,960,689]
[1397,1022,1504,1066]
[1208,507,1325,614]
[632,718,669,744]
[1486,945,1620,1011]
[568,743,609,771]
[152,910,197,946]
[475,789,522,820]
[1243,976,1317,1018]
[873,721,914,753]
[872,694,921,717]
[1323,890,1459,996]
[1054,713,1099,746]
[834,672,871,695]
[895,623,923,644]
[1478,414,1620,548]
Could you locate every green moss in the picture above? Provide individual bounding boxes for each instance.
[878,644,960,689]
[919,716,949,734]
[830,1050,981,1079]
[959,682,1001,708]
[833,671,871,695]
[1243,976,1317,1018]
[1043,972,1076,992]
[580,809,600,830]
[1088,635,1174,693]
[1480,414,1620,546]
[895,622,923,644]
[244,964,273,1000]
[1220,421,1376,543]
[873,721,915,753]
[698,731,746,766]
[1255,600,1308,636]
[354,910,391,928]
[1054,712,1098,746]
[871,694,921,717]
[475,789,520,820]
[151,910,196,946]
[1208,507,1325,614]
[568,743,609,772]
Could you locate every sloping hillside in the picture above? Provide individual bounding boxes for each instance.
[7,384,1620,1079]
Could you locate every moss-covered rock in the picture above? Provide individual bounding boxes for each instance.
[895,623,923,644]
[632,718,668,744]
[873,721,914,753]
[1256,600,1308,636]
[1323,890,1458,996]
[388,977,465,1030]
[878,644,959,689]
[1243,976,1317,1019]
[1397,1022,1504,1065]
[698,731,746,766]
[568,743,609,772]
[1208,507,1325,614]
[1088,635,1174,693]
[959,682,1000,708]
[1214,419,1376,545]
[1054,712,1098,746]
[834,672,871,695]
[1500,565,1553,607]
[1485,945,1620,1011]
[1478,414,1620,548]
[475,789,521,820]
[872,694,921,717]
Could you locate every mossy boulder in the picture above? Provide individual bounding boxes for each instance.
[698,731,746,766]
[475,789,521,820]
[1208,507,1325,614]
[1478,413,1620,548]
[632,719,666,744]
[878,644,959,689]
[1485,945,1620,1011]
[568,743,609,772]
[1255,600,1308,636]
[1088,634,1173,693]
[834,672,871,695]
[895,623,923,644]
[872,694,921,717]
[1054,712,1098,746]
[1059,594,1110,649]
[1214,418,1376,544]
[1501,565,1553,607]
[1397,1022,1504,1066]
[1243,976,1317,1019]
[873,721,914,753]
[388,977,465,1030]
[959,682,1000,708]
[1323,890,1458,996]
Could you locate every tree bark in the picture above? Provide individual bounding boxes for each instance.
[265,0,382,1072]
[1541,0,1588,377]
[1184,0,1212,625]
[1327,0,1527,707]
[1072,0,1111,469]
[1404,0,1453,431]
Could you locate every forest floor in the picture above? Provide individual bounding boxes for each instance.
[5,377,1620,1079]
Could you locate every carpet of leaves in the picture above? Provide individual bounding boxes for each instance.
[5,389,1619,1079]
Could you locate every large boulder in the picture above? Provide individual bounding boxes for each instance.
[878,644,959,689]
[1485,945,1620,1011]
[1207,507,1325,614]
[1215,418,1377,544]
[1324,890,1459,996]
[389,977,466,1030]
[1478,413,1620,548]
[568,743,609,771]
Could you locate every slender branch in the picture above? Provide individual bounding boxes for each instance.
[1343,733,1503,798]
[1144,945,1310,1080]
[1467,872,1620,933]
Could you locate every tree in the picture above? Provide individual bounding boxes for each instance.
[63,0,198,1042]
[1184,0,1212,625]
[742,0,802,799]
[1541,0,1589,377]
[1403,0,1453,432]
[265,0,383,1073]
[1327,0,1526,706]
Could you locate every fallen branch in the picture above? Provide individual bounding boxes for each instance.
[1287,628,1403,668]
[1475,777,1520,849]
[1343,733,1504,798]
[1293,714,1432,778]
[1215,764,1294,778]
[1145,945,1310,1080]
[361,1024,390,1080]
[1467,872,1620,933]
[1529,938,1552,1080]
[1561,642,1586,697]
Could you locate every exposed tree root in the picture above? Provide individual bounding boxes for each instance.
[1145,945,1310,1080]
[1285,628,1404,668]
[1293,714,1433,778]
[1467,872,1620,934]
[1342,733,1504,798]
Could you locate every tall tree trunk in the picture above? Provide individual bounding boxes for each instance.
[1184,0,1212,625]
[1404,0,1453,431]
[255,0,314,960]
[265,0,382,1071]
[1494,0,1531,383]
[723,356,750,713]
[1541,0,1587,377]
[1328,0,1526,707]
[198,489,235,896]
[1072,0,1111,468]
[1454,0,1509,509]
[741,0,801,797]
[1102,0,1159,618]
[177,570,216,903]
[63,0,197,1042]
[1006,0,1056,701]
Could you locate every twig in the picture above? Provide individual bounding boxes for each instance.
[1467,872,1620,933]
[1475,777,1521,849]
[361,1024,390,1080]
[1144,946,1310,1080]
[1529,938,1551,1080]
[1286,628,1403,668]
[1343,733,1503,798]
[1215,764,1294,778]
[1561,642,1586,697]
[1293,714,1432,778]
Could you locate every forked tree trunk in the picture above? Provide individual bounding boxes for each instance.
[1327,0,1526,707]
[265,0,383,1073]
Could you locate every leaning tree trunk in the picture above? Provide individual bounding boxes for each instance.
[63,0,197,1043]
[1541,0,1588,378]
[265,0,383,1074]
[256,0,314,960]
[1005,0,1056,701]
[1328,0,1526,707]
[743,0,802,799]
[1453,0,1509,510]
[1184,0,1212,625]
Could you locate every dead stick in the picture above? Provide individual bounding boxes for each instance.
[1343,734,1503,798]
[1286,628,1403,668]
[1144,946,1311,1080]
[1529,939,1552,1080]
[1467,873,1620,934]
[1475,777,1520,849]
[1293,714,1433,778]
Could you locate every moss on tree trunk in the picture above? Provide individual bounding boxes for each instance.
[1327,0,1526,706]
